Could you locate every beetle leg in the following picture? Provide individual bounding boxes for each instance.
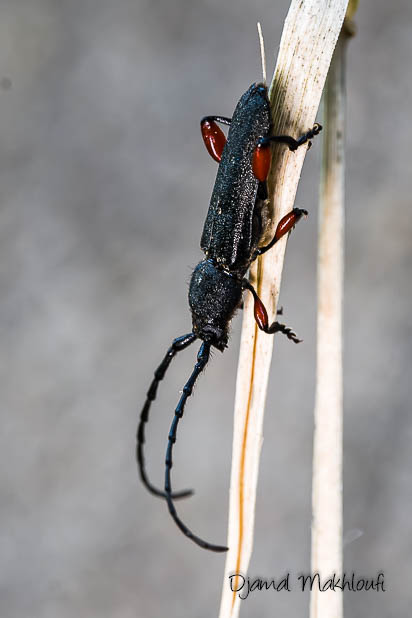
[254,208,308,258]
[265,122,322,152]
[257,180,268,200]
[200,116,231,162]
[252,124,322,181]
[137,333,197,500]
[242,279,302,343]
[242,300,277,313]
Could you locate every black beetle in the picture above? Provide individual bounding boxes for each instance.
[137,81,321,551]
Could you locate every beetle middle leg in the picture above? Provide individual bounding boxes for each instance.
[242,279,301,343]
[254,207,308,258]
[244,207,308,341]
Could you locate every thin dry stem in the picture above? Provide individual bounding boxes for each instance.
[219,3,349,618]
[310,36,345,618]
[310,9,356,616]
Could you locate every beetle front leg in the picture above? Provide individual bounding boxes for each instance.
[242,279,302,343]
[239,299,282,314]
[200,116,231,162]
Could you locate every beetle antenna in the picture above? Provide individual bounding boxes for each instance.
[257,22,267,86]
[137,333,197,500]
[164,341,228,552]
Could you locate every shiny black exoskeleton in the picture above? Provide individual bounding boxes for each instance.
[137,82,321,552]
[190,84,270,352]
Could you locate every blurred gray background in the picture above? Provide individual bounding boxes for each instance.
[0,1,411,617]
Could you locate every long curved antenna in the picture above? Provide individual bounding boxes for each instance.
[137,333,197,500]
[165,341,228,552]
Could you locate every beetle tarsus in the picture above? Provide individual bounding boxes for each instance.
[266,321,302,343]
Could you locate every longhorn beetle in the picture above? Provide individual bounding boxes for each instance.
[137,79,321,552]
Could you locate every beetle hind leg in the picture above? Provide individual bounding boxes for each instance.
[200,116,231,162]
